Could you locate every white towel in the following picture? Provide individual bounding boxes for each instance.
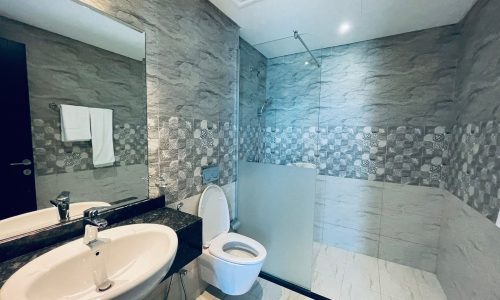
[89,108,115,168]
[60,104,91,142]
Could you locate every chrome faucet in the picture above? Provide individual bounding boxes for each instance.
[50,191,70,222]
[83,209,108,245]
[82,208,113,292]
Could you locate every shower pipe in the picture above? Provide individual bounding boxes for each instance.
[293,30,321,68]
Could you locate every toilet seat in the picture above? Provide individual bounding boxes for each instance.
[197,184,267,295]
[209,232,267,265]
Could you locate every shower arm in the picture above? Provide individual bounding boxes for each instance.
[293,30,321,68]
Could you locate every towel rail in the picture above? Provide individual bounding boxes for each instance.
[49,103,114,112]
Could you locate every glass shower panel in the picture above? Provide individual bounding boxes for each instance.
[237,161,316,289]
[237,33,322,291]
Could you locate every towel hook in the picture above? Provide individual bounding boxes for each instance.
[49,103,60,112]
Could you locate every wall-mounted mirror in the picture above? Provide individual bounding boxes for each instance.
[0,0,147,241]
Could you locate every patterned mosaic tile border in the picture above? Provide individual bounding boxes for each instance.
[448,120,500,222]
[240,121,500,223]
[239,125,450,188]
[157,117,236,203]
[32,119,147,175]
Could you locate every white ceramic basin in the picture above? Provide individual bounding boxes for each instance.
[0,202,111,240]
[0,224,178,300]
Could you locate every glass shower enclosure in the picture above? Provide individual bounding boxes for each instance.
[237,33,322,290]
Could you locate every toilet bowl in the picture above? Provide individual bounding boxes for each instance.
[197,184,267,296]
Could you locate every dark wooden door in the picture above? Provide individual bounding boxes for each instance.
[0,37,37,219]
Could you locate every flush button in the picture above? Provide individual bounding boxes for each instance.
[23,169,32,176]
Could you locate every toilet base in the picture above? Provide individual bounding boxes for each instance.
[198,250,262,296]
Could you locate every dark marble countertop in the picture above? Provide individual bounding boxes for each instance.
[0,206,202,287]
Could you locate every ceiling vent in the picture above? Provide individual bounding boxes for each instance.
[231,0,263,8]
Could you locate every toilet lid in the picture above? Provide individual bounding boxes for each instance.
[198,184,230,247]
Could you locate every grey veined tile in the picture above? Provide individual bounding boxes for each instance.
[379,236,438,273]
[380,209,441,248]
[382,187,446,218]
[322,201,382,234]
[322,223,380,257]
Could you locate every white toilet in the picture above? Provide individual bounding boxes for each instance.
[197,184,267,296]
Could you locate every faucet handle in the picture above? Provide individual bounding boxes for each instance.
[83,209,108,229]
[56,191,70,203]
[84,209,99,219]
[85,218,108,229]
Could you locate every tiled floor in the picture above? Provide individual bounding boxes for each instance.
[197,243,447,300]
[197,278,312,300]
[312,243,448,300]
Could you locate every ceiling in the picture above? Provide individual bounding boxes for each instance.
[0,0,145,60]
[209,0,478,58]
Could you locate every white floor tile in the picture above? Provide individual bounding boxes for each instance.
[200,244,447,300]
[311,272,341,299]
[378,260,422,300]
[342,252,381,292]
[340,284,382,300]
[413,270,447,300]
[314,243,351,274]
[312,243,447,300]
[197,278,313,300]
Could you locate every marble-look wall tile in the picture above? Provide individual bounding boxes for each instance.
[382,186,445,218]
[378,236,438,273]
[444,0,500,226]
[239,38,267,128]
[380,210,441,248]
[0,15,148,200]
[81,0,239,205]
[454,0,500,123]
[436,191,500,300]
[0,16,147,125]
[265,26,459,128]
[315,176,445,272]
[238,38,266,163]
[323,198,382,235]
[35,164,148,208]
[321,223,380,258]
[265,51,322,128]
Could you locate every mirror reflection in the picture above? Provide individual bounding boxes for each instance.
[0,0,147,240]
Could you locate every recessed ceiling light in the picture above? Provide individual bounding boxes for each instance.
[339,22,351,35]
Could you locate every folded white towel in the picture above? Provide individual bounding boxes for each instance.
[89,108,115,168]
[60,104,91,142]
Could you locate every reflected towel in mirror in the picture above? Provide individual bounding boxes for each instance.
[60,104,91,142]
[89,108,115,168]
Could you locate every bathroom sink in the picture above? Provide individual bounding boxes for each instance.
[0,201,111,240]
[0,224,178,300]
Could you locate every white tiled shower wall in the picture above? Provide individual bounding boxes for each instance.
[314,176,445,273]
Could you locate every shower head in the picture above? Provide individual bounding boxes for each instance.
[257,98,272,117]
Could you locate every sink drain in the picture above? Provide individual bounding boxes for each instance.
[97,280,113,292]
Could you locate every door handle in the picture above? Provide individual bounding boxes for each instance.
[10,159,32,166]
